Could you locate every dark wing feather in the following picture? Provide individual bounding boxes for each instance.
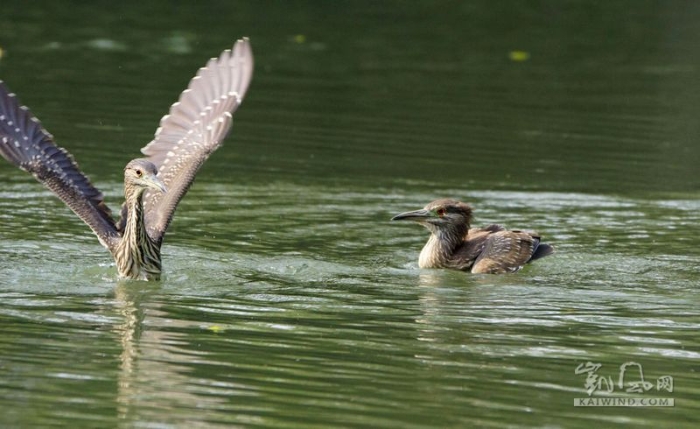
[446,224,506,270]
[0,81,119,249]
[471,231,539,274]
[140,38,253,243]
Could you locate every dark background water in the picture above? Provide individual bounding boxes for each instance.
[1,1,699,428]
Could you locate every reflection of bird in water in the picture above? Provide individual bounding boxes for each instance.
[392,198,554,274]
[0,38,253,280]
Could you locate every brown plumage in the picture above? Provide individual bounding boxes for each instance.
[391,198,554,274]
[0,38,253,280]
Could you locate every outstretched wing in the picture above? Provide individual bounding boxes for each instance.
[471,230,539,274]
[141,38,253,243]
[0,80,119,249]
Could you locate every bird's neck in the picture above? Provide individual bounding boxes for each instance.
[419,224,468,269]
[123,191,148,246]
[115,189,162,280]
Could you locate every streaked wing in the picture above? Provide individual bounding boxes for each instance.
[0,81,119,249]
[447,224,506,270]
[471,231,538,274]
[141,38,253,243]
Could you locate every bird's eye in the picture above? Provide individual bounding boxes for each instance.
[135,169,142,177]
[436,208,446,217]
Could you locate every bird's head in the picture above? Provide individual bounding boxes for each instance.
[124,159,167,195]
[391,199,473,234]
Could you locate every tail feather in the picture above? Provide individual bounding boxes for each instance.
[530,242,554,262]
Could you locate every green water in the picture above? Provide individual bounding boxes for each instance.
[1,1,699,428]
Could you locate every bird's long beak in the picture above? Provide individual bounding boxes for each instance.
[391,208,431,222]
[146,175,167,194]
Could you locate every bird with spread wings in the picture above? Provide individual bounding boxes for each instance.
[0,38,253,280]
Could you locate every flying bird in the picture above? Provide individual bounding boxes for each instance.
[392,198,553,273]
[0,38,253,280]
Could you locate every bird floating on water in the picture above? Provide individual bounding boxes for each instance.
[0,38,253,280]
[391,198,553,274]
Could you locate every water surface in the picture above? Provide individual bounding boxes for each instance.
[1,1,699,428]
